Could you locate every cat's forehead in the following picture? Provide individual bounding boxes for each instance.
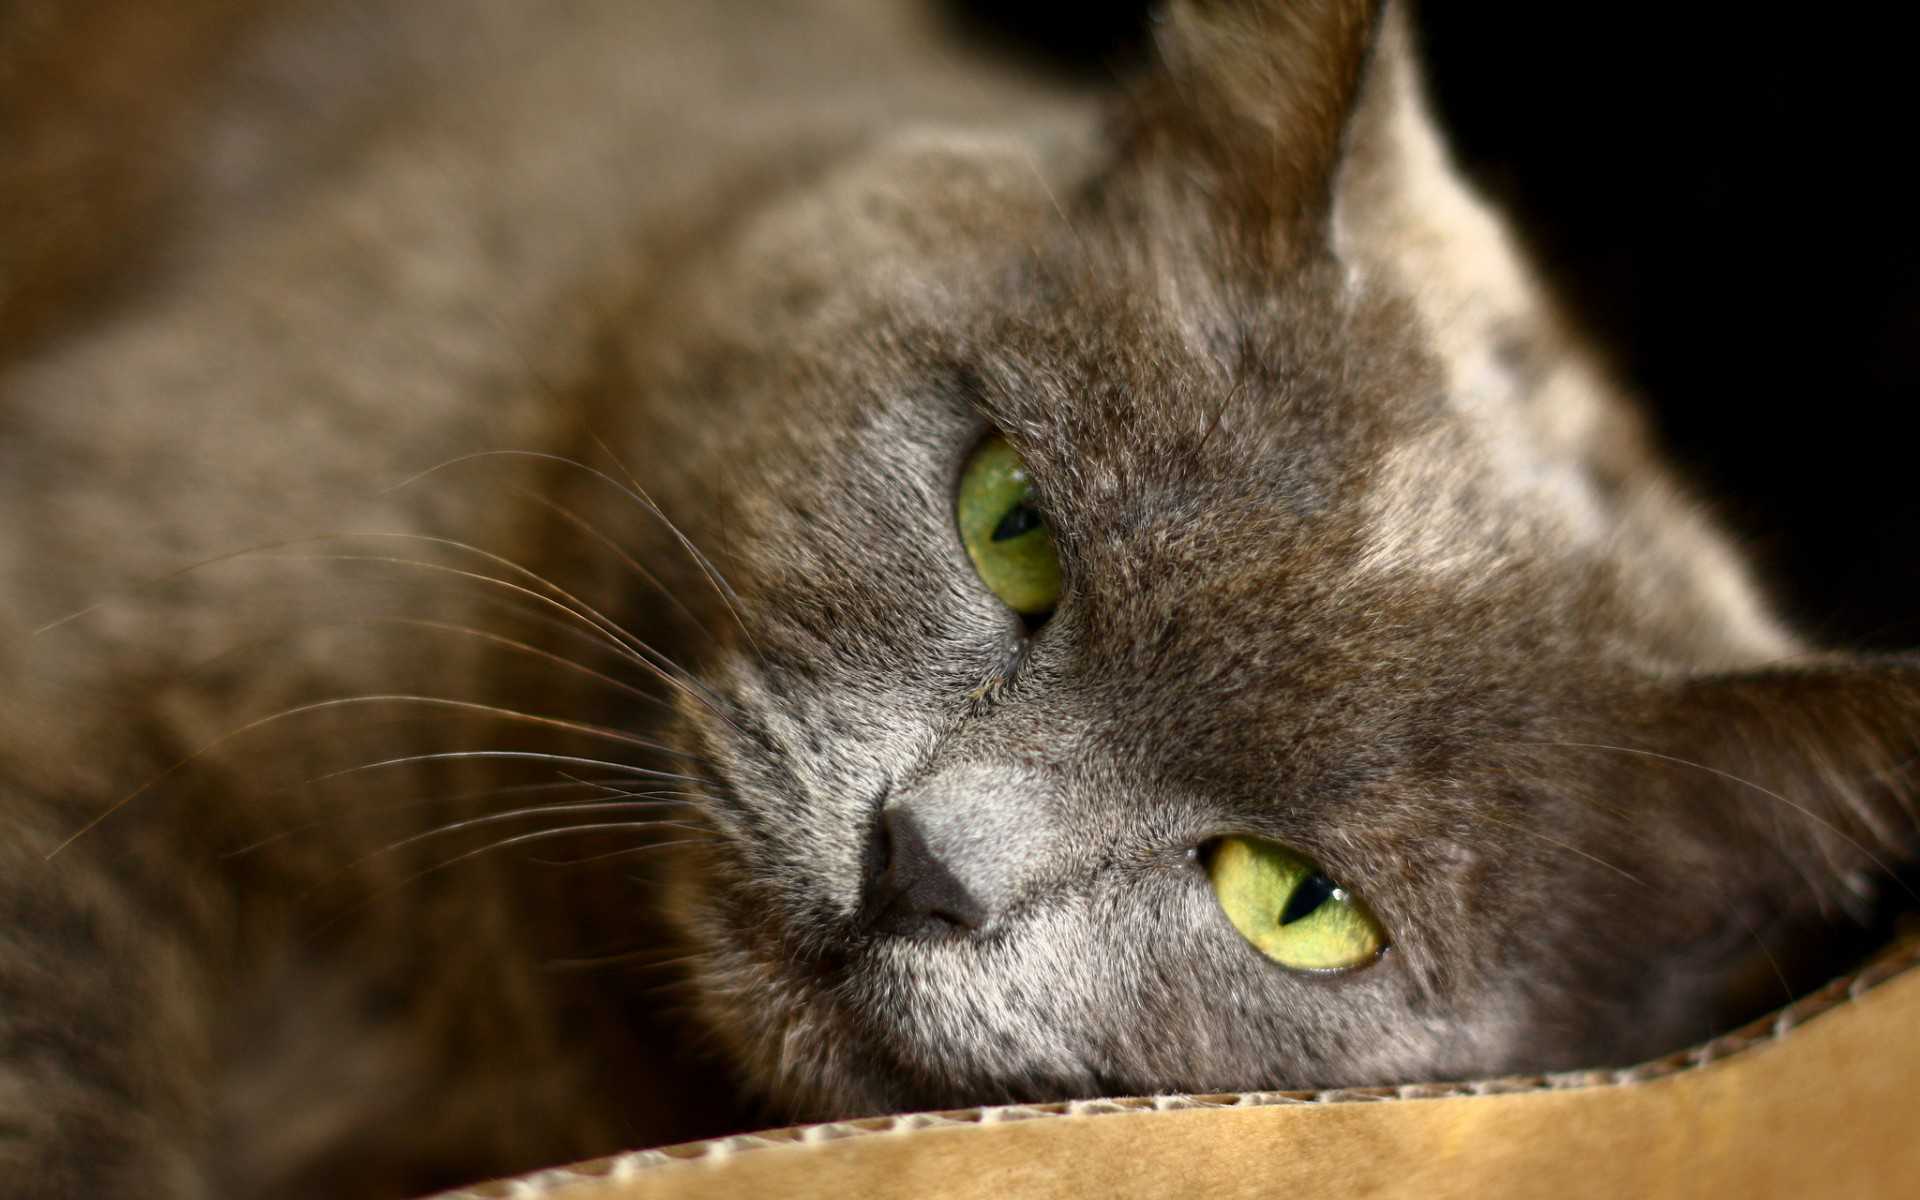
[965,245,1587,613]
[699,124,1775,672]
[742,139,1424,477]
[976,249,1429,511]
[750,136,1566,543]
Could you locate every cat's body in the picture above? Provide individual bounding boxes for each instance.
[1,2,1914,1197]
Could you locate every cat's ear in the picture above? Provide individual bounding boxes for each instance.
[1119,0,1387,265]
[1647,659,1920,903]
[1578,661,1920,1035]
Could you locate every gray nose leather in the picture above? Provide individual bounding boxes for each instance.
[859,763,1064,937]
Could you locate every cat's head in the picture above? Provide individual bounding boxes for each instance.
[588,0,1920,1116]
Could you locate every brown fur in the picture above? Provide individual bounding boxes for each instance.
[0,0,289,360]
[1,3,1914,1197]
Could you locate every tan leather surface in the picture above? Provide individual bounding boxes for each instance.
[454,951,1920,1199]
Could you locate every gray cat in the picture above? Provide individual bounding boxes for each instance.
[1,1,1912,1197]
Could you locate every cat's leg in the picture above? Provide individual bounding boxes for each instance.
[0,784,654,1200]
[0,810,216,1199]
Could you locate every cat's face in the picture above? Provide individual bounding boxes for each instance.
[591,2,1915,1117]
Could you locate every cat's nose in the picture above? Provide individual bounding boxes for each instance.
[857,762,1064,938]
[859,806,990,937]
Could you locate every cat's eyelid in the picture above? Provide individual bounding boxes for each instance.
[943,365,1055,485]
[947,361,1020,436]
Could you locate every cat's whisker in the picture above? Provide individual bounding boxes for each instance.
[313,530,683,664]
[392,449,766,663]
[28,530,440,637]
[529,830,711,867]
[1185,325,1276,488]
[157,614,695,725]
[222,776,642,856]
[1190,366,1247,463]
[541,771,714,807]
[1458,805,1648,888]
[539,945,710,974]
[234,532,696,693]
[287,748,713,793]
[1699,872,1799,1014]
[1533,740,1920,906]
[886,16,1091,260]
[282,546,739,725]
[565,782,713,806]
[46,694,716,858]
[464,590,685,683]
[373,615,704,712]
[29,525,735,725]
[342,800,700,874]
[478,324,741,650]
[493,477,726,651]
[1019,150,1090,264]
[1483,756,1813,996]
[1454,757,1638,826]
[458,329,754,662]
[633,962,722,1006]
[570,437,765,656]
[308,829,710,938]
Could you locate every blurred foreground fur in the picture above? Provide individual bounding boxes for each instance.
[2,2,1916,1197]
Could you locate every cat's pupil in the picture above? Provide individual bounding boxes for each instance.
[991,501,1044,542]
[1279,872,1339,925]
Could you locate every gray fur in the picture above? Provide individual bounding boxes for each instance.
[1,1,1914,1196]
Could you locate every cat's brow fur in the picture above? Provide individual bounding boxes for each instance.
[1,1,1915,1197]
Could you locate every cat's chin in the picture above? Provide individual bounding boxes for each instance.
[672,909,933,1120]
[669,853,1894,1125]
[671,869,1348,1118]
[660,876,1089,1118]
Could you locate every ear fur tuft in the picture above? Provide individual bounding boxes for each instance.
[1654,660,1920,902]
[1127,0,1386,263]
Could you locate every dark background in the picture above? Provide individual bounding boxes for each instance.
[955,1,1920,651]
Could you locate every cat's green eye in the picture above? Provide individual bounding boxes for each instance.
[956,436,1061,620]
[1206,836,1385,972]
